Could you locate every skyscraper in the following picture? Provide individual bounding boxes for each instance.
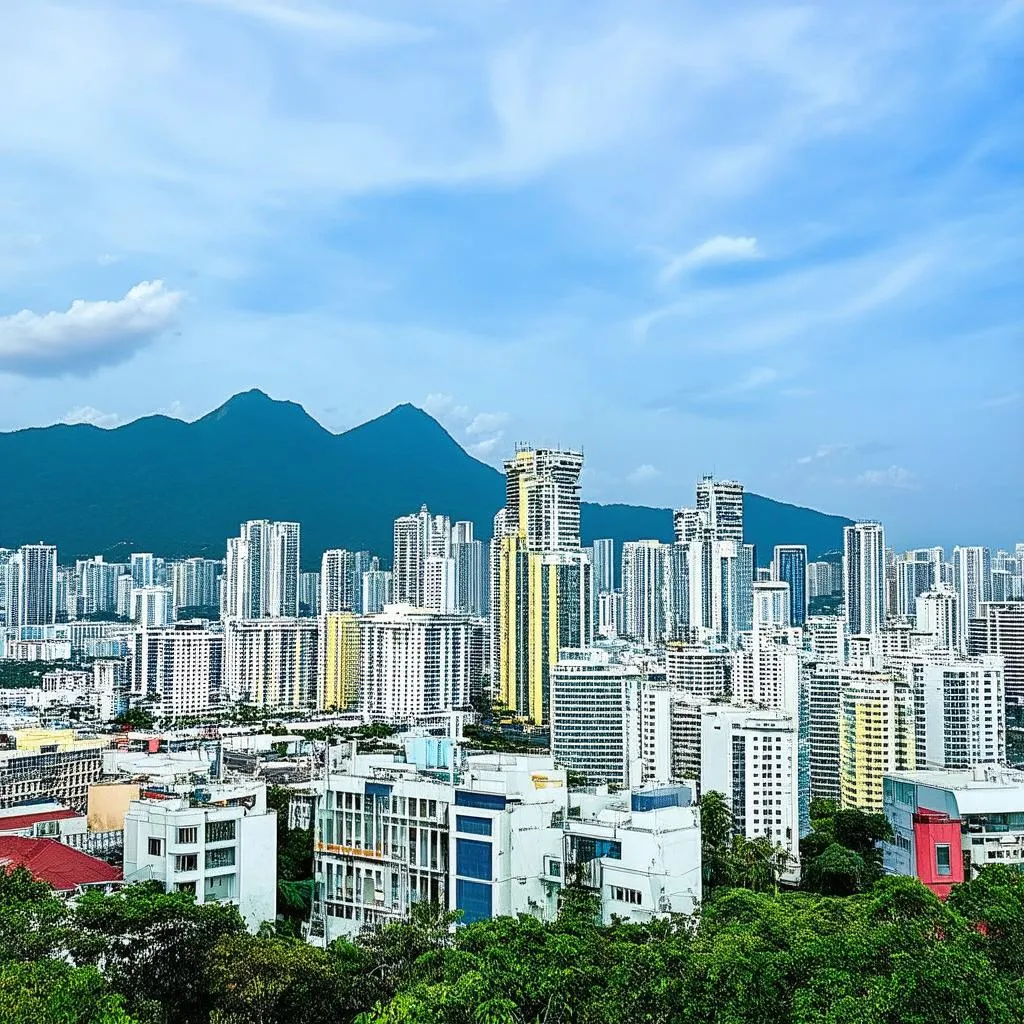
[321,549,359,613]
[393,506,450,607]
[360,559,393,616]
[496,447,591,723]
[954,546,992,624]
[968,602,1024,707]
[621,540,667,645]
[592,539,615,594]
[915,586,960,655]
[696,476,744,543]
[772,545,808,627]
[130,552,155,589]
[6,543,58,628]
[752,580,791,632]
[224,520,300,619]
[452,524,484,617]
[843,522,886,637]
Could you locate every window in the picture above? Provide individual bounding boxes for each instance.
[936,844,952,877]
[148,837,163,856]
[175,854,198,873]
[176,881,196,894]
[455,879,492,924]
[456,815,492,836]
[205,846,236,869]
[546,858,562,878]
[206,820,236,843]
[177,826,198,845]
[611,886,642,905]
[456,838,492,880]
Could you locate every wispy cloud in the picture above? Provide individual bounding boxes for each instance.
[658,235,761,285]
[0,281,185,377]
[627,463,660,484]
[421,394,508,462]
[856,465,917,489]
[61,405,120,428]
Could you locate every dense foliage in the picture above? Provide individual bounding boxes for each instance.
[4,851,1024,1024]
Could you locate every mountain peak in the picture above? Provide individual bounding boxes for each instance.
[195,389,327,434]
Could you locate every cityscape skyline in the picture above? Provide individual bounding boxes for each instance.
[0,2,1020,549]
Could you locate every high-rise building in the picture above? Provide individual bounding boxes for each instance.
[696,476,744,543]
[621,540,667,645]
[954,546,992,624]
[806,561,839,599]
[424,555,457,613]
[131,587,174,627]
[77,556,121,617]
[843,522,886,637]
[393,506,450,607]
[550,647,643,788]
[452,523,484,616]
[360,604,483,720]
[915,586,960,655]
[732,638,799,714]
[133,621,223,718]
[772,545,807,627]
[170,558,221,613]
[804,616,845,662]
[6,543,58,627]
[497,448,591,723]
[224,617,318,710]
[665,644,730,699]
[224,520,300,619]
[130,553,155,589]
[752,581,791,632]
[299,571,320,616]
[360,559,393,616]
[840,673,915,809]
[592,539,615,595]
[700,704,800,881]
[905,654,1004,769]
[968,602,1024,706]
[319,611,361,711]
[320,549,356,613]
[597,590,624,639]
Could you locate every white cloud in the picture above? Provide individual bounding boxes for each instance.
[979,392,1020,409]
[659,235,761,284]
[856,465,916,488]
[797,443,854,465]
[187,0,427,44]
[61,405,120,428]
[468,434,504,459]
[627,463,660,484]
[0,280,184,377]
[466,411,508,436]
[422,393,470,421]
[153,399,187,420]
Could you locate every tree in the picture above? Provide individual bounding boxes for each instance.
[802,843,867,896]
[72,883,245,1024]
[698,790,735,891]
[113,706,154,730]
[0,866,71,963]
[0,959,136,1024]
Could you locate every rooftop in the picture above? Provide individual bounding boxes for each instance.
[0,836,121,891]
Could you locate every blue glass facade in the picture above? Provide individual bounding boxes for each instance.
[775,547,808,627]
[455,790,506,811]
[455,879,492,923]
[456,815,492,835]
[456,838,492,880]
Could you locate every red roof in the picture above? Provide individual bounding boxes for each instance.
[0,836,121,891]
[0,808,81,833]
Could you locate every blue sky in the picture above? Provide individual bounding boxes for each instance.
[0,0,1021,550]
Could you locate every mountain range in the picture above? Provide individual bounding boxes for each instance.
[0,390,852,570]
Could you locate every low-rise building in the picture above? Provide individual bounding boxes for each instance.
[123,781,276,931]
[882,766,1024,898]
[0,729,108,810]
[307,738,701,944]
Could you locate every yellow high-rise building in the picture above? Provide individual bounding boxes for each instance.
[497,447,590,725]
[320,612,361,711]
[839,675,916,810]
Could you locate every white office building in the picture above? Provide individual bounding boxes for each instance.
[307,741,701,944]
[915,586,961,656]
[361,561,394,616]
[123,781,277,931]
[131,586,174,627]
[954,546,992,624]
[551,648,643,788]
[665,644,730,699]
[5,543,58,628]
[753,581,791,632]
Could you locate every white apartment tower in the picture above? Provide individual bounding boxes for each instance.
[621,540,668,646]
[224,617,319,710]
[843,522,887,637]
[954,546,992,624]
[5,543,58,628]
[915,586,961,655]
[360,604,482,720]
[134,621,224,718]
[224,520,300,619]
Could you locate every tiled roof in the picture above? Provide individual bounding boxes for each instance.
[0,808,81,833]
[0,836,121,890]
